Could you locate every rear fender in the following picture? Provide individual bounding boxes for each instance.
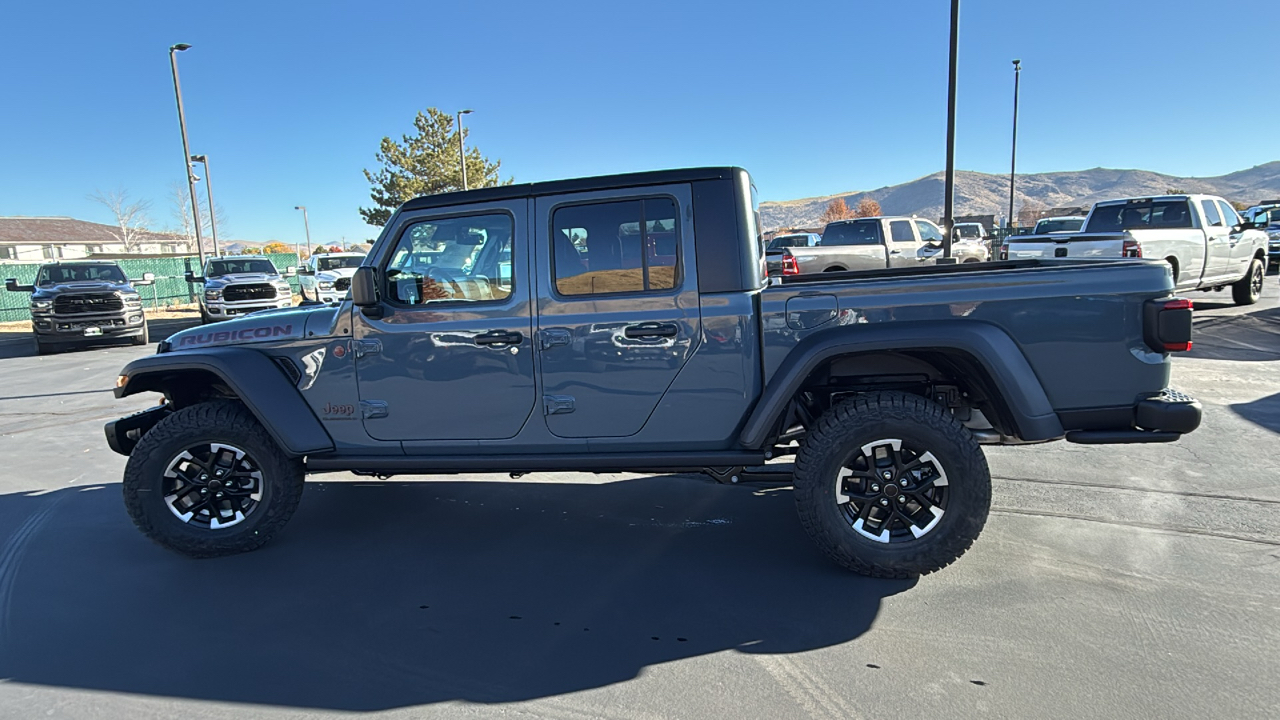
[739,321,1064,447]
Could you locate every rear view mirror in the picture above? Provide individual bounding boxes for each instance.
[5,278,34,293]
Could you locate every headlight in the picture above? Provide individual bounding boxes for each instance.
[205,289,221,301]
[1267,230,1280,240]
[274,281,293,291]
[122,293,142,304]
[31,299,51,310]
[318,281,333,290]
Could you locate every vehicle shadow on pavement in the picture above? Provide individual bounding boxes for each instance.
[0,317,200,360]
[1231,392,1280,433]
[0,476,912,711]
[1187,305,1280,362]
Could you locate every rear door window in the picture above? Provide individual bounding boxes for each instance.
[1200,200,1223,227]
[552,197,680,296]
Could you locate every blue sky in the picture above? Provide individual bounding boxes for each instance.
[1,0,1276,244]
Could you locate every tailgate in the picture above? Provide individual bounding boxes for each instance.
[1004,232,1127,260]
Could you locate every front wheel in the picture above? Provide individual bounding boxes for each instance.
[792,391,991,578]
[131,322,150,346]
[1232,257,1264,306]
[122,401,304,558]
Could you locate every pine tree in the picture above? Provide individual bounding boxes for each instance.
[359,108,510,226]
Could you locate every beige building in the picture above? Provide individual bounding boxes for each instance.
[0,217,195,262]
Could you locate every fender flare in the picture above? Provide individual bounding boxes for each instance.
[738,321,1064,448]
[114,347,335,457]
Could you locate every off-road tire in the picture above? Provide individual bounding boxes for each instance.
[793,391,991,578]
[131,322,150,346]
[122,400,304,558]
[1232,257,1264,306]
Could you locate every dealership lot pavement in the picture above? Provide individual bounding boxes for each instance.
[0,281,1277,720]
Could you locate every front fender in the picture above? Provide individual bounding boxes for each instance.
[738,321,1065,448]
[114,347,335,457]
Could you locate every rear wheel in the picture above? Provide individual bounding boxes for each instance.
[1232,257,1264,306]
[122,401,304,558]
[792,391,991,578]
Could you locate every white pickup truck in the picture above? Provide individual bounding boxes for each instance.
[766,217,986,276]
[1002,194,1269,305]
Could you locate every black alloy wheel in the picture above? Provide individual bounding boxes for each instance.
[162,443,264,530]
[835,439,948,543]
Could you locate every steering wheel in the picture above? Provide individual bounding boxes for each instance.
[425,266,465,299]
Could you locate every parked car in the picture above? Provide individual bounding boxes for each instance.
[1033,216,1086,234]
[106,166,1201,579]
[4,260,152,354]
[1002,194,1269,305]
[297,252,366,304]
[185,256,296,323]
[768,217,984,275]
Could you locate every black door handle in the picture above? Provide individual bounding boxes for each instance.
[624,322,679,339]
[475,330,523,346]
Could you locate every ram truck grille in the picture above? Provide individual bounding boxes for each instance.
[334,278,351,291]
[53,293,123,315]
[223,284,277,302]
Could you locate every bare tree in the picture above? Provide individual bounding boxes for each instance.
[166,181,229,252]
[89,189,153,252]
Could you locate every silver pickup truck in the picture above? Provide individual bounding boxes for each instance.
[767,217,985,276]
[1002,194,1269,305]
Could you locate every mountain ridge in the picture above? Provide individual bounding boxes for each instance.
[759,162,1280,229]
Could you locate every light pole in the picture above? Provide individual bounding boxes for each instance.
[1009,59,1022,230]
[189,154,219,257]
[940,0,960,260]
[456,109,473,190]
[169,43,206,267]
[294,206,312,260]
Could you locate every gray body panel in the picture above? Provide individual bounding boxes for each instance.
[109,168,1190,470]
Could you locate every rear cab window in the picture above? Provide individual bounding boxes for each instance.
[822,220,883,246]
[1085,200,1195,232]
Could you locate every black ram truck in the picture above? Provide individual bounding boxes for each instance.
[5,261,152,354]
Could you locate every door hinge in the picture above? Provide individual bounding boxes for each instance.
[543,395,575,415]
[360,400,389,419]
[354,339,382,358]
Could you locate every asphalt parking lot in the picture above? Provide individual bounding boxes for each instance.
[0,279,1277,720]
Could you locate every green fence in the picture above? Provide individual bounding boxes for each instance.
[0,253,301,323]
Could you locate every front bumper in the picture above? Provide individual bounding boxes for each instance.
[1063,388,1202,444]
[105,404,171,456]
[32,311,146,339]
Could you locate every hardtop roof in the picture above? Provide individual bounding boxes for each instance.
[398,167,741,213]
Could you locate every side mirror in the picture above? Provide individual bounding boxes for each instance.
[132,272,156,286]
[143,272,156,283]
[351,266,381,316]
[296,267,313,276]
[5,278,34,293]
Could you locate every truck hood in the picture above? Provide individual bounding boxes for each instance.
[33,281,134,297]
[165,305,338,351]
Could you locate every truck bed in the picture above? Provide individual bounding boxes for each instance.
[759,257,1176,414]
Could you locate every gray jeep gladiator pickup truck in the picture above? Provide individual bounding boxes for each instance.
[105,167,1202,577]
[5,261,152,354]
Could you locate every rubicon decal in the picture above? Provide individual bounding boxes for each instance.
[176,325,294,347]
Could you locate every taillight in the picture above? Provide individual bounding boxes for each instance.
[781,254,800,275]
[998,243,1009,261]
[1122,239,1142,258]
[1143,298,1193,353]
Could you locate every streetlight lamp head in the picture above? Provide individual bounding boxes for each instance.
[171,43,192,52]
[459,109,473,115]
[294,206,304,210]
[190,154,206,162]
[1012,59,1021,67]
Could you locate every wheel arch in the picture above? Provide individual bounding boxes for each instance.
[115,347,334,457]
[738,322,1065,448]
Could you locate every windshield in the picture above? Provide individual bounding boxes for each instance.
[36,264,126,285]
[317,256,364,272]
[954,225,982,239]
[1035,218,1085,234]
[767,235,813,250]
[207,259,277,277]
[822,220,883,246]
[1085,201,1194,233]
